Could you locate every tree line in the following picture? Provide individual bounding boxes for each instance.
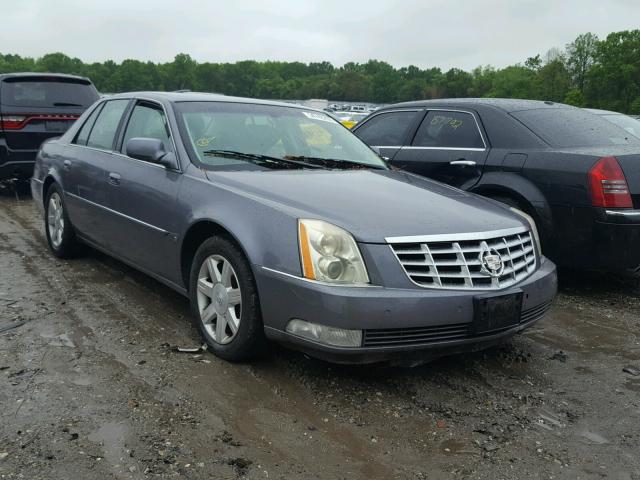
[1,30,639,113]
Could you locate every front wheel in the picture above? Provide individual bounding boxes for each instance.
[189,236,266,361]
[45,184,80,258]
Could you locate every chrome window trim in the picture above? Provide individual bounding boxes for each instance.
[411,108,488,150]
[385,227,529,244]
[353,108,423,134]
[401,146,486,152]
[66,96,182,172]
[66,192,170,235]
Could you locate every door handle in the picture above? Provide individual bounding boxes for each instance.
[63,160,72,171]
[449,160,477,166]
[108,172,121,186]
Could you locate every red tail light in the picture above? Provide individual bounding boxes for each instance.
[0,115,28,130]
[588,156,633,208]
[0,114,80,130]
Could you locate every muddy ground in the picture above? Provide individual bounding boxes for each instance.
[1,190,639,480]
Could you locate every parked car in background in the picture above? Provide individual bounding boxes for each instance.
[586,108,640,139]
[0,73,99,180]
[353,99,640,275]
[335,111,369,129]
[31,92,556,364]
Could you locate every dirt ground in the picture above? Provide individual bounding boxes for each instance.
[1,189,639,480]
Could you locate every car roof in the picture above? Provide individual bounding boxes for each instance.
[105,91,313,110]
[0,72,93,83]
[381,98,574,113]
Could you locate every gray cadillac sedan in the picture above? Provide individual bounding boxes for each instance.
[31,92,557,364]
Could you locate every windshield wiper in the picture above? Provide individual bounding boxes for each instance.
[283,155,387,170]
[52,102,83,107]
[202,150,326,170]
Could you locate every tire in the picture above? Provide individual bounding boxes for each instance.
[189,236,266,362]
[44,183,80,258]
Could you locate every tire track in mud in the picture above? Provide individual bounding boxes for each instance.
[0,197,399,479]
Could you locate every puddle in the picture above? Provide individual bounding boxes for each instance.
[577,430,610,445]
[40,333,76,348]
[440,438,476,455]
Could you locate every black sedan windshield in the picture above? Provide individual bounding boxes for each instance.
[174,101,386,169]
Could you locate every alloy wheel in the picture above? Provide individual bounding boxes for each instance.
[47,192,65,249]
[196,254,242,344]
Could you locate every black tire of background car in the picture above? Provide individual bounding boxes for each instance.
[189,236,267,361]
[44,183,81,258]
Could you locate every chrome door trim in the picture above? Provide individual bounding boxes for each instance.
[66,192,172,235]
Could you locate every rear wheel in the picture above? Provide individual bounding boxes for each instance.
[189,236,266,361]
[45,184,80,258]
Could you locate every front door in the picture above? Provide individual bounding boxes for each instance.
[104,100,183,283]
[390,109,489,189]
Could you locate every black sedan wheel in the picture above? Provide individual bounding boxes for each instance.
[189,236,266,361]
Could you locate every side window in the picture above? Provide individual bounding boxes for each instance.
[86,99,129,150]
[354,111,418,146]
[74,103,103,146]
[121,102,173,154]
[412,111,484,149]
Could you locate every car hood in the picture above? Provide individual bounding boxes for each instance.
[205,168,526,243]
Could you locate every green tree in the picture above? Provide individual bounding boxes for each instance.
[566,33,598,93]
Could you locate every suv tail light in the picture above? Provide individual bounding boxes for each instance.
[0,115,28,130]
[0,113,80,130]
[588,156,633,208]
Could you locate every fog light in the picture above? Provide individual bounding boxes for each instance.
[285,319,362,347]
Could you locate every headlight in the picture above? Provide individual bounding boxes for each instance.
[298,219,369,284]
[509,207,542,255]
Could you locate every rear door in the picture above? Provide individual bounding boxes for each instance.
[64,99,130,246]
[353,109,422,160]
[104,99,182,282]
[0,76,98,154]
[390,109,489,189]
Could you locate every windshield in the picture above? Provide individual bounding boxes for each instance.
[0,77,98,108]
[602,114,640,139]
[511,108,640,148]
[174,101,386,169]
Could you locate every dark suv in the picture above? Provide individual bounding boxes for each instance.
[0,73,99,180]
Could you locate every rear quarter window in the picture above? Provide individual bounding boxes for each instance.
[0,78,98,108]
[511,108,640,148]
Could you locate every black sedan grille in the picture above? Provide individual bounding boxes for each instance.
[362,300,552,348]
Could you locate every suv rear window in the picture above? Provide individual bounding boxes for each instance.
[511,108,640,148]
[0,77,98,108]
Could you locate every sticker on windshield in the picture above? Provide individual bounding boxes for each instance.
[302,111,334,123]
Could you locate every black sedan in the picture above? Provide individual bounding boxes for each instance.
[353,99,640,274]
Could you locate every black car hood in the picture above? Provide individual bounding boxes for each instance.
[205,168,526,243]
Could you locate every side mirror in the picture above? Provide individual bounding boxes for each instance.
[125,137,177,169]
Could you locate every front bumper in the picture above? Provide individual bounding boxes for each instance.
[256,259,557,364]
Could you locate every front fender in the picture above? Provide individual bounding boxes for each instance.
[179,174,303,277]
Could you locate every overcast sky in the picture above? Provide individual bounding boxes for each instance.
[2,0,639,70]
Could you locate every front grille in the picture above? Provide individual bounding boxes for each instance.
[362,300,552,347]
[389,229,537,290]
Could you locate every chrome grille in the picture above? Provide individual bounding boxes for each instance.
[389,229,537,290]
